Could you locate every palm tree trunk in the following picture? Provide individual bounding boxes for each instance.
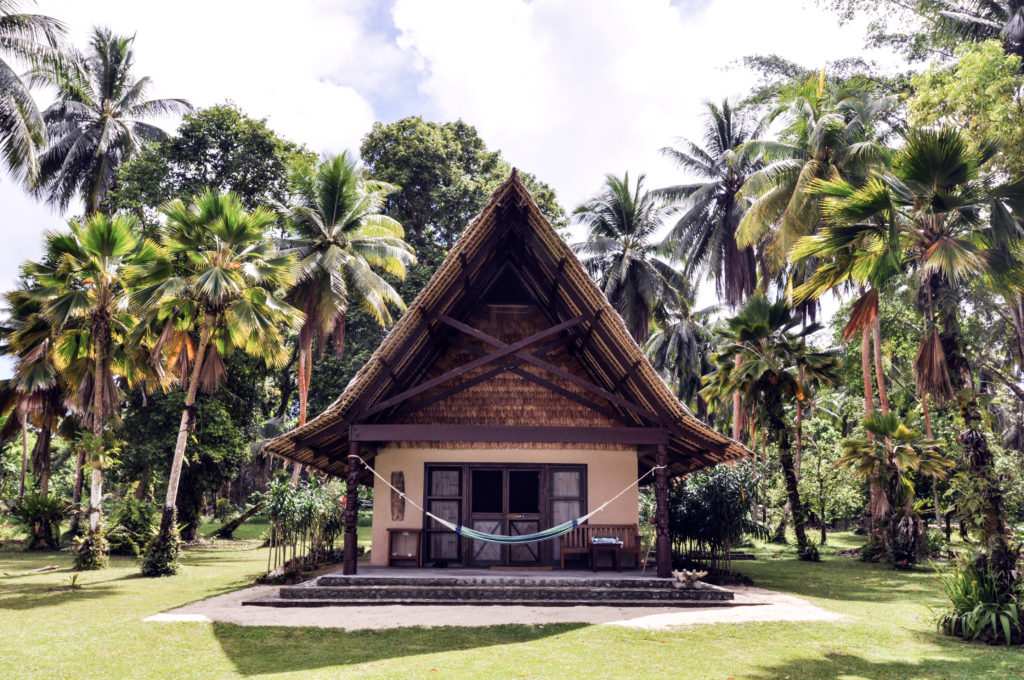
[922,394,943,527]
[159,316,214,536]
[290,339,311,484]
[70,445,86,536]
[89,329,105,534]
[19,411,27,501]
[861,324,875,422]
[732,356,742,440]
[777,421,809,553]
[872,314,889,415]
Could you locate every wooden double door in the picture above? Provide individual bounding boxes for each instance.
[424,463,586,567]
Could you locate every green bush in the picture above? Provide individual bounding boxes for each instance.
[140,514,182,577]
[214,498,235,522]
[7,493,73,550]
[106,495,157,556]
[73,528,110,570]
[939,555,1024,646]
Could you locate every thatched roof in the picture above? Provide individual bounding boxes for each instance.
[265,170,750,477]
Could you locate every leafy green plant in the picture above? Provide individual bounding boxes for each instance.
[7,493,72,550]
[73,528,109,571]
[213,498,235,522]
[140,512,182,577]
[938,555,1024,646]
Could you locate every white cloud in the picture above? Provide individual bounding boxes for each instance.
[392,0,896,209]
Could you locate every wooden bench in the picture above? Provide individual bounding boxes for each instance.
[559,524,642,570]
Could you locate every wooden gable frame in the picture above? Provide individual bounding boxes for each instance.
[264,171,751,480]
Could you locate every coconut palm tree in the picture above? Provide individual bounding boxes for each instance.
[131,190,302,576]
[839,411,953,568]
[278,153,413,435]
[800,127,1024,581]
[0,1,64,186]
[937,1,1024,57]
[655,100,762,308]
[23,213,163,565]
[737,70,892,277]
[644,277,717,421]
[30,26,190,213]
[573,173,677,344]
[701,295,840,559]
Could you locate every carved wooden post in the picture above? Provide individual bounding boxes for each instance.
[344,440,360,575]
[655,444,671,578]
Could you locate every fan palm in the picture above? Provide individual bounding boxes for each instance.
[701,295,840,558]
[131,190,302,574]
[0,285,65,501]
[655,100,762,308]
[797,127,1024,577]
[839,411,953,567]
[30,26,190,213]
[573,173,677,343]
[23,213,163,561]
[0,1,63,186]
[278,153,413,434]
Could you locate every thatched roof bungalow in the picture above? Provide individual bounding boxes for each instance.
[265,171,748,577]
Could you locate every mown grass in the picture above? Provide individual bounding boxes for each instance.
[1,529,1022,679]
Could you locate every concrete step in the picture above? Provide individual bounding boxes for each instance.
[314,575,679,589]
[245,594,744,608]
[278,584,731,603]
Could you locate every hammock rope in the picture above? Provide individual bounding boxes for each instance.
[350,454,664,545]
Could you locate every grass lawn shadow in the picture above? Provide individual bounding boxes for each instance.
[212,621,588,676]
[748,650,1024,680]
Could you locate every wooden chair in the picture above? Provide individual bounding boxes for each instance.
[559,524,641,570]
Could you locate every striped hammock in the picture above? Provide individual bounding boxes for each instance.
[354,455,662,545]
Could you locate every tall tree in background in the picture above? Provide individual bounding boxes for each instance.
[25,213,163,566]
[0,0,63,186]
[279,153,413,478]
[31,26,190,213]
[703,296,840,559]
[572,172,677,344]
[133,190,301,576]
[645,278,717,421]
[656,100,761,308]
[804,127,1024,582]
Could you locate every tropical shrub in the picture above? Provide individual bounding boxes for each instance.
[105,496,157,556]
[73,527,109,571]
[265,474,347,577]
[7,493,72,550]
[214,498,235,522]
[668,461,767,574]
[140,510,182,577]
[939,554,1024,646]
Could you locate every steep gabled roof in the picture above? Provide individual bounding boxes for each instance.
[265,171,750,476]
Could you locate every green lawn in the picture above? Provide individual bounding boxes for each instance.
[1,530,1022,679]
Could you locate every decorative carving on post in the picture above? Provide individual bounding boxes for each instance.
[344,441,360,575]
[391,471,405,521]
[655,444,671,578]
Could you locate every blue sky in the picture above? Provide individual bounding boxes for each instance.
[0,0,903,377]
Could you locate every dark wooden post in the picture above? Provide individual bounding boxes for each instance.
[344,441,360,575]
[655,444,671,578]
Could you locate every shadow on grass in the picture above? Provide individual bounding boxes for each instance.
[748,650,1024,679]
[212,621,587,676]
[0,577,122,609]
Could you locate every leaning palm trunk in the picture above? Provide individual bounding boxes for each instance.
[732,356,742,440]
[776,420,811,556]
[89,324,107,533]
[159,318,214,537]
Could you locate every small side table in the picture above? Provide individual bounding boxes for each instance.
[387,528,422,567]
[590,544,621,572]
